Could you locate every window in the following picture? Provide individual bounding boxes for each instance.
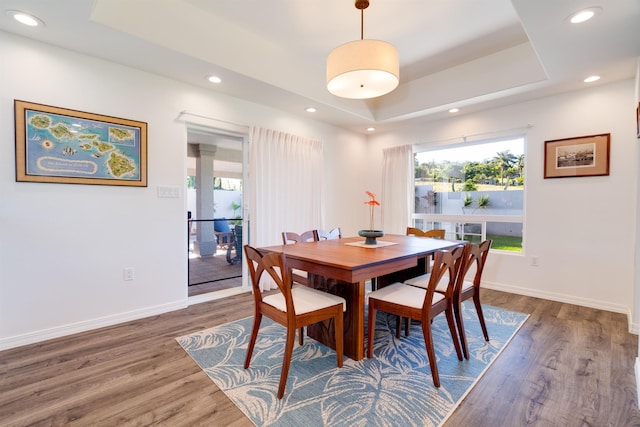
[413,137,525,252]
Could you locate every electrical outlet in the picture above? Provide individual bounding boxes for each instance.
[531,256,539,267]
[123,267,135,281]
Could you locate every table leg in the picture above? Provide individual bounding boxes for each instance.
[306,274,365,360]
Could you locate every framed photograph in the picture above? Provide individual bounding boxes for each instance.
[15,100,147,186]
[636,103,639,139]
[544,133,610,179]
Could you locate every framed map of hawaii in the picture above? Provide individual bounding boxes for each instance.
[14,100,147,186]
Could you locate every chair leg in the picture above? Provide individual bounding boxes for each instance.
[277,325,297,399]
[453,296,469,359]
[298,327,304,345]
[445,306,463,361]
[394,316,412,338]
[473,293,490,341]
[244,313,262,369]
[334,311,344,368]
[367,303,377,358]
[421,320,440,387]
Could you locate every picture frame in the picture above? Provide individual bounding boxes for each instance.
[15,100,147,186]
[544,133,610,179]
[636,102,639,139]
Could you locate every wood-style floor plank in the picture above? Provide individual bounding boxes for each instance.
[1,289,639,426]
[445,290,640,426]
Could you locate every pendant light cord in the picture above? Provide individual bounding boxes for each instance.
[355,0,369,40]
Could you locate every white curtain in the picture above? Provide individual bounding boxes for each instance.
[248,126,324,290]
[381,145,413,235]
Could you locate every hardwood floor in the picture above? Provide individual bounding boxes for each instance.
[2,289,639,426]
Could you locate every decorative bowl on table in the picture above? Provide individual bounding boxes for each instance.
[358,230,384,245]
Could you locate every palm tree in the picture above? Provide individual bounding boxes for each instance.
[493,150,517,188]
[516,154,525,180]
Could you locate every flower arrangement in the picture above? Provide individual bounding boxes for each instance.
[364,191,380,231]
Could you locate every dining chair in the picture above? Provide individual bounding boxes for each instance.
[397,226,447,329]
[282,230,318,244]
[406,227,446,239]
[366,245,466,387]
[243,245,345,399]
[281,230,319,285]
[452,239,492,359]
[317,227,342,240]
[404,240,492,359]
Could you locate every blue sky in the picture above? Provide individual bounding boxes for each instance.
[416,138,524,163]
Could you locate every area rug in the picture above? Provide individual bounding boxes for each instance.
[177,302,528,427]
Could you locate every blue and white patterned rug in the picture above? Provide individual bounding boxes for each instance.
[177,302,528,427]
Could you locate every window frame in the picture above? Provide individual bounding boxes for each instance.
[412,135,526,253]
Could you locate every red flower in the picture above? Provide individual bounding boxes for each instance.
[364,191,380,230]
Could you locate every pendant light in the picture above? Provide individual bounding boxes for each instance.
[326,0,399,99]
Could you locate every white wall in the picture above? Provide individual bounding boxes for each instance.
[370,79,639,330]
[0,32,368,349]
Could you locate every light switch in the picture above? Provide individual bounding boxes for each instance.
[158,185,180,198]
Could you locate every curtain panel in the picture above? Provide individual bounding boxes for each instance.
[381,145,413,235]
[248,126,324,290]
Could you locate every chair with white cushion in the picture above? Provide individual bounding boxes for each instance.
[452,240,492,359]
[317,227,342,240]
[366,245,466,387]
[243,245,345,399]
[404,240,492,359]
[396,226,447,334]
[282,230,318,244]
[406,227,445,239]
[281,230,319,285]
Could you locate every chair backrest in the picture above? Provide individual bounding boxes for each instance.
[406,227,446,239]
[472,239,492,286]
[423,244,467,307]
[244,245,294,311]
[317,227,342,240]
[282,230,318,245]
[455,239,492,292]
[454,242,480,292]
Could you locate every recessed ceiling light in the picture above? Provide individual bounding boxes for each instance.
[367,127,376,132]
[448,108,459,113]
[584,75,600,83]
[207,75,222,83]
[7,10,44,27]
[568,7,601,24]
[305,107,317,113]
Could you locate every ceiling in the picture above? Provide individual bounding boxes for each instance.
[0,0,638,135]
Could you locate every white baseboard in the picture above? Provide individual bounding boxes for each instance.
[2,282,636,351]
[484,281,637,334]
[0,299,187,351]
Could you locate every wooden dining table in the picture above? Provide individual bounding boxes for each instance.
[259,234,461,360]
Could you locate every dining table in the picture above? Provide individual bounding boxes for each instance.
[258,233,461,360]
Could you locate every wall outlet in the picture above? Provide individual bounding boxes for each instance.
[531,256,539,267]
[123,267,135,281]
